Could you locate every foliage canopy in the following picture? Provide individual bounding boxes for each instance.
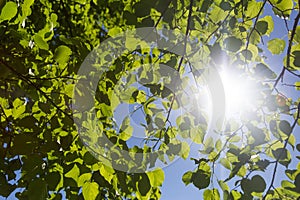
[1,0,300,199]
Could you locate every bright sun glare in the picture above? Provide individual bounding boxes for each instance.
[220,67,258,119]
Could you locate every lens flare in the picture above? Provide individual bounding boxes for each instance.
[220,68,258,119]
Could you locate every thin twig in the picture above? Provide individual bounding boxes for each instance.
[152,0,194,150]
[204,10,233,44]
[154,0,173,27]
[245,0,267,51]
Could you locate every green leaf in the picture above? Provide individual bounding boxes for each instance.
[210,6,227,23]
[229,135,241,143]
[108,27,122,37]
[279,120,292,135]
[269,120,278,135]
[53,45,72,65]
[0,182,15,197]
[251,175,266,193]
[241,178,251,193]
[82,182,99,200]
[270,0,293,17]
[78,173,92,187]
[224,37,242,52]
[23,0,35,8]
[231,190,242,199]
[0,2,18,21]
[192,169,210,190]
[83,152,99,165]
[242,175,266,194]
[220,1,231,11]
[125,37,139,51]
[100,164,114,183]
[218,180,229,192]
[138,174,151,196]
[64,84,74,98]
[272,148,287,161]
[203,189,220,200]
[294,26,300,43]
[294,173,300,188]
[215,139,222,151]
[267,38,286,55]
[255,63,276,79]
[249,30,261,45]
[147,168,164,187]
[293,51,300,67]
[119,86,137,103]
[182,171,193,186]
[256,21,268,35]
[296,143,300,152]
[65,164,80,182]
[34,35,49,50]
[241,49,252,60]
[257,159,270,171]
[12,104,26,120]
[22,0,35,17]
[190,127,204,144]
[200,0,213,12]
[119,116,133,141]
[179,141,190,159]
[257,16,274,36]
[295,82,300,90]
[245,1,263,18]
[220,158,231,170]
[288,134,295,149]
[282,180,295,189]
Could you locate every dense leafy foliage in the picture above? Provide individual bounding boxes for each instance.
[0,0,300,199]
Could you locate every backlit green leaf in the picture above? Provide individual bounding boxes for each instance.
[53,45,72,65]
[65,164,80,182]
[295,82,300,90]
[0,2,17,21]
[268,38,286,55]
[147,168,164,187]
[182,171,193,185]
[108,27,122,37]
[270,0,293,17]
[203,189,220,200]
[82,182,99,200]
[34,35,49,50]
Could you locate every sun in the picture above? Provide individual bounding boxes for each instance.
[220,67,258,119]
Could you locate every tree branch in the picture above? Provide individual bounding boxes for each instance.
[0,59,73,120]
[263,102,300,199]
[152,0,194,150]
